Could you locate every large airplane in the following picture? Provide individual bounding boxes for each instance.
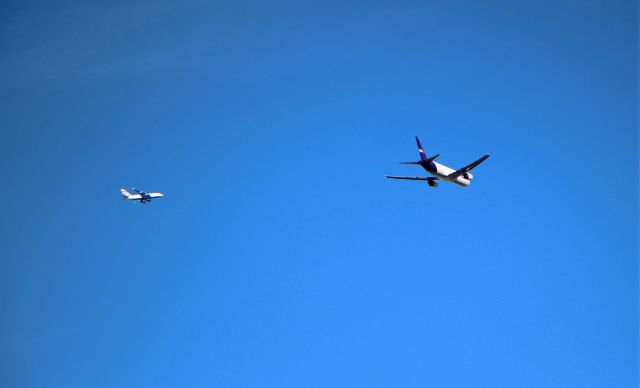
[385,137,490,188]
[120,188,164,203]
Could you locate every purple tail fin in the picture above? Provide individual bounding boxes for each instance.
[415,136,427,161]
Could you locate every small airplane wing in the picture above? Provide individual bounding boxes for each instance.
[448,154,490,179]
[385,175,434,181]
[133,188,146,195]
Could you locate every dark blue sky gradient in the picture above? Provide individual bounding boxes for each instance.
[1,1,637,387]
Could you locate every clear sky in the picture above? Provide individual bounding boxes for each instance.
[1,1,637,387]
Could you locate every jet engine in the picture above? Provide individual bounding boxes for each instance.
[428,179,438,188]
[462,172,473,180]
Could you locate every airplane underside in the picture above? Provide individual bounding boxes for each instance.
[385,136,489,189]
[428,172,471,187]
[121,188,163,203]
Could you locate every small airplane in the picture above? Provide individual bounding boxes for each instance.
[385,136,489,188]
[120,188,164,203]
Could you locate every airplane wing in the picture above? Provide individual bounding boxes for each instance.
[133,188,146,195]
[448,154,490,179]
[385,175,433,181]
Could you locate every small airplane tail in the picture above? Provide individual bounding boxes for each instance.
[120,188,132,199]
[400,136,439,164]
[415,136,427,161]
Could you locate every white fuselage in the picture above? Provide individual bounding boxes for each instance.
[429,161,472,187]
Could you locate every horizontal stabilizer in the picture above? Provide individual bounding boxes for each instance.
[426,153,440,163]
[400,154,439,165]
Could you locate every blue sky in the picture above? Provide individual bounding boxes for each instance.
[0,1,637,387]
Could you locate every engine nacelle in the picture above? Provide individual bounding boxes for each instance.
[427,179,438,188]
[462,172,473,180]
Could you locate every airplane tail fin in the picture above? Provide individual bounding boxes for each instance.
[120,188,132,199]
[404,137,439,164]
[415,136,428,161]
